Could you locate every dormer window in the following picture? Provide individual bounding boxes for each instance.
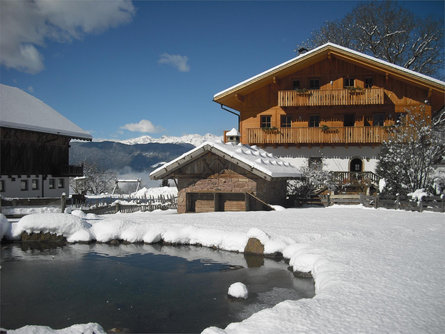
[344,78,355,88]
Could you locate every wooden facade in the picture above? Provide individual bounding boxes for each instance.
[1,127,83,177]
[214,44,445,147]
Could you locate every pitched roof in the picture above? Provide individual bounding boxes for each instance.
[0,84,92,140]
[214,42,445,102]
[150,140,300,181]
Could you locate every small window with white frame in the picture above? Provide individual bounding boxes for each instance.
[0,180,4,192]
[58,178,65,189]
[32,179,39,190]
[21,180,28,191]
[49,179,55,189]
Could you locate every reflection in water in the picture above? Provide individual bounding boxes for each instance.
[1,243,314,333]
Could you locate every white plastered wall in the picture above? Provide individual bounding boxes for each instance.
[0,175,69,199]
[265,146,381,172]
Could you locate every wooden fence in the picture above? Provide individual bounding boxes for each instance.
[1,194,177,218]
[320,194,445,213]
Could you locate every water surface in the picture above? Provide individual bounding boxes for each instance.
[1,243,314,333]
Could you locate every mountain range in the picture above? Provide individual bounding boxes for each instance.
[69,133,221,175]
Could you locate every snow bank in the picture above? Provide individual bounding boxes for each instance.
[228,282,248,299]
[131,186,178,198]
[3,322,105,334]
[10,214,92,242]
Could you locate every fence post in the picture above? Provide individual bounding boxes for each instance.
[419,198,423,213]
[374,195,379,209]
[395,194,400,210]
[115,202,120,213]
[61,193,66,213]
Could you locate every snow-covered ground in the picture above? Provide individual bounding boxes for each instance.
[1,206,444,333]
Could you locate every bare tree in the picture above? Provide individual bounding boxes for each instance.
[70,162,116,195]
[377,107,445,196]
[299,1,444,76]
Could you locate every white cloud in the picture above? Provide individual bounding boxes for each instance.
[158,53,190,72]
[0,0,135,74]
[121,119,163,133]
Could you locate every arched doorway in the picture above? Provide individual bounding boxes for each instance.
[350,158,363,172]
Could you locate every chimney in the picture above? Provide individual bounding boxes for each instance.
[225,128,241,144]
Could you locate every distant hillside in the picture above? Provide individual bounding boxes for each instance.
[70,141,194,173]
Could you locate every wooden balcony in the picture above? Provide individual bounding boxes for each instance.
[278,88,384,107]
[247,126,389,145]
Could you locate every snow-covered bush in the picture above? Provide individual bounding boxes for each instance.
[287,162,336,199]
[377,108,445,197]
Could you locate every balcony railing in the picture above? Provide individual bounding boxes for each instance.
[278,88,384,107]
[247,126,390,145]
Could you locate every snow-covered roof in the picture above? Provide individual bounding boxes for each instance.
[150,140,300,181]
[214,42,445,100]
[226,128,240,136]
[0,84,92,140]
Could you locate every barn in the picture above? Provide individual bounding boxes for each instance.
[150,133,300,213]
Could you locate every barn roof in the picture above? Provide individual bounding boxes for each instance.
[150,140,301,181]
[0,83,92,140]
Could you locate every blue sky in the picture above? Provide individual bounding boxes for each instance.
[1,0,443,141]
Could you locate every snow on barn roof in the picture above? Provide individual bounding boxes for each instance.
[214,42,445,100]
[150,140,300,181]
[0,83,92,140]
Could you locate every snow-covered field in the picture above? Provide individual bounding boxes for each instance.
[1,206,444,333]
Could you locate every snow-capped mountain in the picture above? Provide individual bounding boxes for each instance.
[119,133,221,147]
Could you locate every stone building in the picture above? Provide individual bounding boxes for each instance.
[150,137,300,213]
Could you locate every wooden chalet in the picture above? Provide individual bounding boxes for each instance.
[214,43,445,193]
[150,134,300,213]
[0,84,92,198]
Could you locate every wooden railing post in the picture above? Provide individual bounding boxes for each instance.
[61,193,66,213]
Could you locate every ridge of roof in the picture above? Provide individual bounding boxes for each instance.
[150,140,300,180]
[0,83,92,140]
[213,42,445,100]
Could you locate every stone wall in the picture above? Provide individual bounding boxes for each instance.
[173,151,288,213]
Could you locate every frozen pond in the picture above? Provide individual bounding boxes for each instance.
[1,243,314,333]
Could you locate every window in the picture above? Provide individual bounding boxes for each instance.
[309,115,320,128]
[32,179,39,190]
[280,115,291,128]
[260,115,271,128]
[0,180,4,192]
[21,180,28,191]
[344,78,355,88]
[292,80,300,90]
[308,157,322,170]
[49,179,55,189]
[58,178,65,189]
[309,78,320,90]
[365,78,373,88]
[373,113,385,126]
[344,114,355,127]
